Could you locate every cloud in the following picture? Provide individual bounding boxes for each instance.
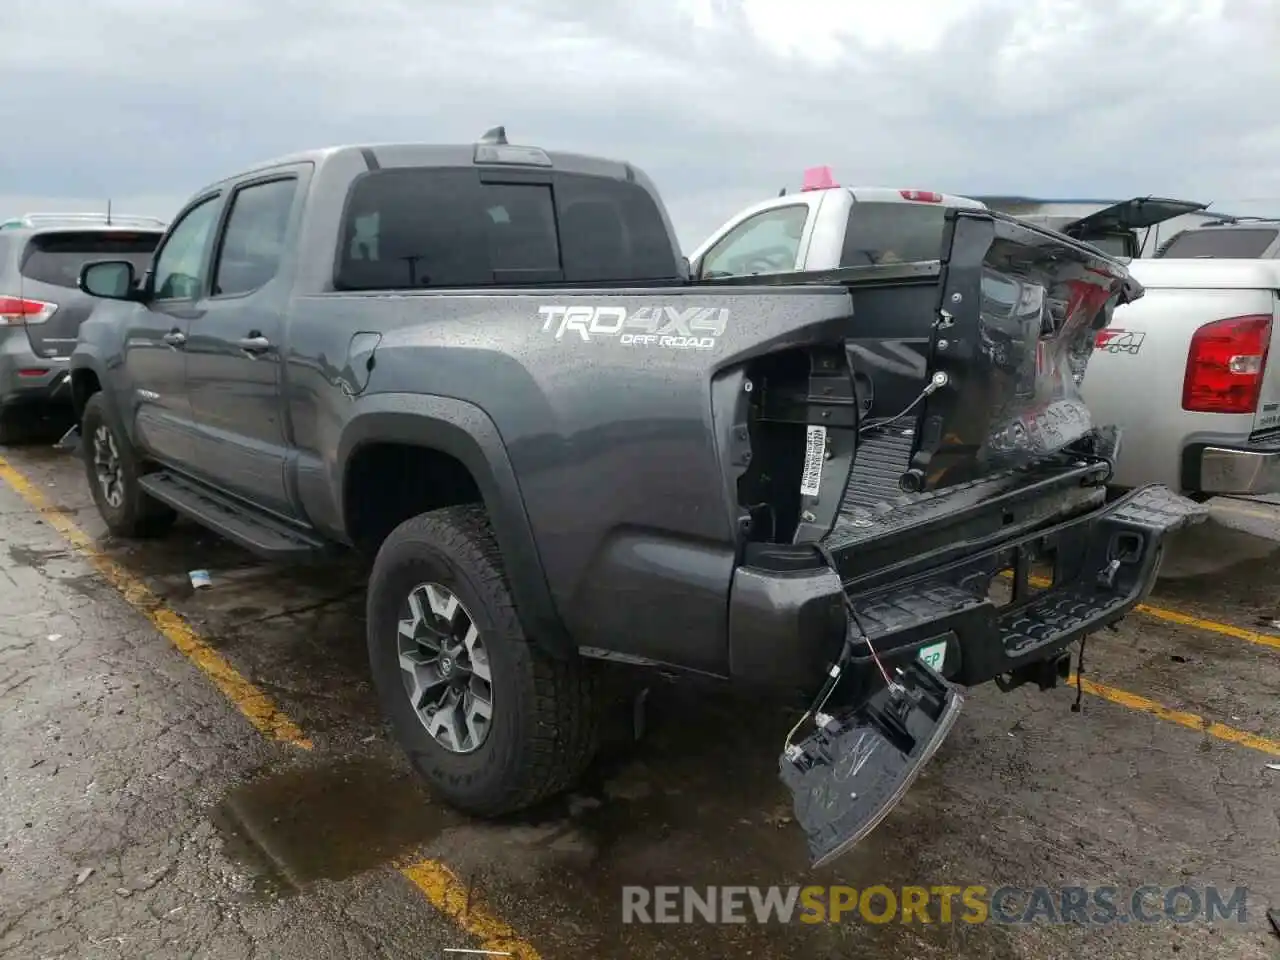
[2,0,1278,249]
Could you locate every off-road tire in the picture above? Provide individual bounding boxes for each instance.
[79,392,176,538]
[367,504,600,816]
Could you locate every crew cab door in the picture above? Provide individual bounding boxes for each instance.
[123,193,224,465]
[183,169,306,517]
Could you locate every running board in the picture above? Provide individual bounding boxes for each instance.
[779,660,963,868]
[138,471,330,561]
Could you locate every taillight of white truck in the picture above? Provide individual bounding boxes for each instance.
[1181,313,1273,414]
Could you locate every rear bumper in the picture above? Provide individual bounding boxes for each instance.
[1191,437,1280,496]
[0,330,72,407]
[727,484,1208,694]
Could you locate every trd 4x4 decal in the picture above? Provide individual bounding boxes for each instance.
[538,305,728,350]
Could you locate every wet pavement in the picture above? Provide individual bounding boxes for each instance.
[1,442,1278,959]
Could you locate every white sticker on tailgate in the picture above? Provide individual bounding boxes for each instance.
[800,425,827,497]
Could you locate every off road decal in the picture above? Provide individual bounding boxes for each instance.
[1095,329,1146,355]
[538,305,727,350]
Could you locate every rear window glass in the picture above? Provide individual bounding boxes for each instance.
[21,231,161,288]
[839,202,953,266]
[1156,228,1278,259]
[335,167,679,290]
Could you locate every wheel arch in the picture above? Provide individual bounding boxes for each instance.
[337,393,571,657]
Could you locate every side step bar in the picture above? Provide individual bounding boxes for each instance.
[138,471,330,561]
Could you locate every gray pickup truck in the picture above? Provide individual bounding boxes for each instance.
[68,129,1205,867]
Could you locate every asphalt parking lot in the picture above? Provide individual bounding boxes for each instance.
[2,442,1279,960]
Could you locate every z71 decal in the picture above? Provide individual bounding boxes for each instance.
[538,305,727,350]
[1095,329,1146,355]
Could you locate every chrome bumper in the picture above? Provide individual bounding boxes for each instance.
[1199,445,1280,495]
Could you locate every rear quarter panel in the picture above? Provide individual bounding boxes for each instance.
[1082,285,1277,491]
[288,286,855,676]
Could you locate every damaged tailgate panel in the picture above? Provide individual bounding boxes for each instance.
[773,211,1203,870]
[903,209,1144,493]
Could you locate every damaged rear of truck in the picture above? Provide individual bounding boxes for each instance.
[680,209,1206,866]
[67,141,1205,869]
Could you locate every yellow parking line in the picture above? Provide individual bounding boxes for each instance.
[401,861,543,959]
[1132,602,1280,652]
[0,455,543,952]
[1072,674,1280,757]
[1210,498,1280,522]
[0,455,312,749]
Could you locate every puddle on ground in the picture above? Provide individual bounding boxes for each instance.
[211,755,456,896]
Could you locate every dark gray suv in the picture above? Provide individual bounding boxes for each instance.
[0,213,165,443]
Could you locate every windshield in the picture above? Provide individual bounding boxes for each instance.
[1156,227,1278,259]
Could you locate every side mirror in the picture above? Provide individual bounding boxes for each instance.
[78,260,140,301]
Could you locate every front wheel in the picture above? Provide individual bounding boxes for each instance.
[366,504,600,816]
[79,392,176,538]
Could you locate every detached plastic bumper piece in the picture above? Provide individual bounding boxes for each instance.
[779,660,963,868]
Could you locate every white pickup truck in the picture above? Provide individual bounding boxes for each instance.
[687,167,985,278]
[692,178,1280,501]
[1082,258,1280,499]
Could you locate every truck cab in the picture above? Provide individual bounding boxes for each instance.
[688,167,986,279]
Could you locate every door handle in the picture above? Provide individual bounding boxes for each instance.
[162,329,186,347]
[238,335,271,354]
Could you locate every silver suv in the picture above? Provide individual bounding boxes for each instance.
[0,213,165,443]
[1155,216,1280,259]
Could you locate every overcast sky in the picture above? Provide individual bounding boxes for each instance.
[2,0,1278,250]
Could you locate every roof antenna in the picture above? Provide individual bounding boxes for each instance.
[479,126,508,145]
[778,187,787,197]
[106,198,112,226]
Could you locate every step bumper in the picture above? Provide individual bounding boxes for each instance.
[727,483,1209,693]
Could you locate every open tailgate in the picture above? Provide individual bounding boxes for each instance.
[904,208,1145,492]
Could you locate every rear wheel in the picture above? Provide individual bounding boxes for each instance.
[367,504,600,816]
[79,392,175,538]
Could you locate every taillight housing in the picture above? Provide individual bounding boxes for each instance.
[1182,313,1273,414]
[0,296,57,326]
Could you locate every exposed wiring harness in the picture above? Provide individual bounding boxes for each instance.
[781,540,898,757]
[858,370,950,435]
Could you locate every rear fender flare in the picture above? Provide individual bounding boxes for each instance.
[68,348,112,426]
[336,393,570,656]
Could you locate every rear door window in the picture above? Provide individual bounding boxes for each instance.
[20,231,161,288]
[840,202,951,266]
[1156,228,1279,259]
[335,167,679,290]
[212,178,298,297]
